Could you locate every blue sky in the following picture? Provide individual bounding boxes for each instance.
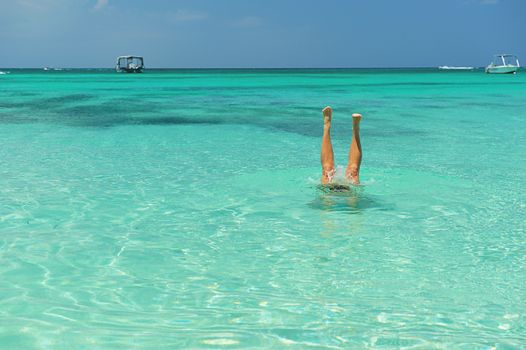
[1,0,524,68]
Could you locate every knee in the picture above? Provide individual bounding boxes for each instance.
[322,163,334,174]
[346,166,359,179]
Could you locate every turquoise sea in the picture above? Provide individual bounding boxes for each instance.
[1,68,525,349]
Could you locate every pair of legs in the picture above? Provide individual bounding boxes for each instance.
[320,106,362,185]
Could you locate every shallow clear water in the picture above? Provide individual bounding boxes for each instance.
[1,69,525,349]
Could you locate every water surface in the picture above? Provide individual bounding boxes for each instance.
[1,69,525,349]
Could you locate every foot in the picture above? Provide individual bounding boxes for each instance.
[323,106,332,128]
[352,113,362,125]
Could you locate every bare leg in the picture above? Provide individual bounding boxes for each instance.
[320,106,335,184]
[346,113,363,184]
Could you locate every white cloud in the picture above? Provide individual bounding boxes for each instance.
[230,16,262,28]
[94,0,108,11]
[173,10,208,22]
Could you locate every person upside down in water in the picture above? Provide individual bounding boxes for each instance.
[320,106,362,191]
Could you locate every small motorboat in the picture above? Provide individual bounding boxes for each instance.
[116,56,144,73]
[485,54,520,74]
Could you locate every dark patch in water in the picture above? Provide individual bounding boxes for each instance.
[0,114,40,124]
[40,94,93,106]
[389,95,467,101]
[0,94,93,110]
[419,104,448,109]
[5,91,39,97]
[127,116,223,126]
[457,101,522,108]
[0,93,427,141]
[59,99,162,117]
[0,101,22,108]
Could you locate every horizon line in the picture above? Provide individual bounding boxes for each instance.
[1,66,489,70]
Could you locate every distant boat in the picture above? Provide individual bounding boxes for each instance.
[116,56,144,73]
[485,54,520,74]
[438,66,474,70]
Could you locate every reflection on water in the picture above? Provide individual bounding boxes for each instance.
[309,184,386,213]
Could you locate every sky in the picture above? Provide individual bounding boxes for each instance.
[0,0,525,68]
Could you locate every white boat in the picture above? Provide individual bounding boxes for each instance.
[485,54,520,74]
[438,66,474,70]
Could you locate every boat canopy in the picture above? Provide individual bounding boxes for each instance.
[116,56,144,72]
[491,54,520,67]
